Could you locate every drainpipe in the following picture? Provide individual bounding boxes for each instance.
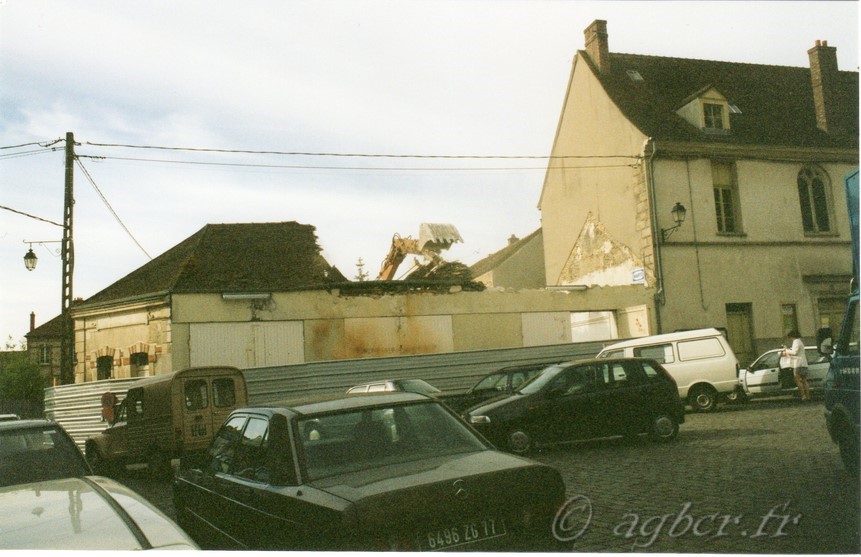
[643,137,664,334]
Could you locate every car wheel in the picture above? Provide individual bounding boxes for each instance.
[648,414,679,442]
[837,424,860,476]
[688,386,718,412]
[507,429,533,454]
[87,445,115,477]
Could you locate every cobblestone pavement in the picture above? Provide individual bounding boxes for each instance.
[121,395,859,553]
[530,395,860,553]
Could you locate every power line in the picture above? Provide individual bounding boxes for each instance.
[0,147,62,160]
[75,158,152,260]
[0,204,63,227]
[84,140,640,161]
[77,154,638,172]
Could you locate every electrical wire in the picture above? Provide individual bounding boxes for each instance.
[77,154,638,172]
[0,147,62,160]
[74,158,152,260]
[0,204,63,227]
[83,141,640,161]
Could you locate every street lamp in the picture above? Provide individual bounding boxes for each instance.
[661,202,687,241]
[23,247,37,271]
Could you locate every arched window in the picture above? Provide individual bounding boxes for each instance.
[797,166,832,233]
[130,352,150,377]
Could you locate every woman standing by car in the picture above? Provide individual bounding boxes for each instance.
[784,330,811,401]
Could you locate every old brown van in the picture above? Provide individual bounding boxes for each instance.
[85,366,247,477]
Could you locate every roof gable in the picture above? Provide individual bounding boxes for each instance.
[80,222,345,307]
[470,229,542,278]
[583,50,858,148]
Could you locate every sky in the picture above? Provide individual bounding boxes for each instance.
[0,1,858,344]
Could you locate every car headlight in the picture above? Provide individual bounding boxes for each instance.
[469,415,491,425]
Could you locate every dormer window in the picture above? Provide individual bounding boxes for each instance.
[703,103,725,130]
[676,86,733,134]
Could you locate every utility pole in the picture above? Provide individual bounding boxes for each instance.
[60,132,75,385]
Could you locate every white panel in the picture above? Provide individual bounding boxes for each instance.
[522,312,572,346]
[617,305,650,338]
[190,322,304,369]
[570,311,619,342]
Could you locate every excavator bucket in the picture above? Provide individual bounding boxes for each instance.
[418,223,463,253]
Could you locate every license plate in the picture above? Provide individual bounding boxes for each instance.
[421,518,507,551]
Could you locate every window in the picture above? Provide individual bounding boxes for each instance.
[474,373,506,392]
[634,344,674,364]
[781,304,799,338]
[797,166,832,233]
[703,103,725,130]
[213,378,236,408]
[712,161,739,233]
[130,352,149,378]
[209,416,247,474]
[38,345,51,365]
[184,380,209,411]
[96,356,113,380]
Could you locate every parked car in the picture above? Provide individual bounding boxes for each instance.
[86,366,247,478]
[467,357,685,454]
[173,392,566,551]
[443,362,559,413]
[731,346,830,402]
[346,378,442,396]
[597,328,739,412]
[0,419,197,549]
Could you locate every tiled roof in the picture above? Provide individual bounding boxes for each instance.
[79,222,346,307]
[584,51,858,148]
[470,228,542,278]
[26,313,64,339]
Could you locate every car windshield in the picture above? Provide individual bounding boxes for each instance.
[516,365,566,394]
[298,401,486,481]
[0,425,89,487]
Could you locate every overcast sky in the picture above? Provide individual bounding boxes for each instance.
[0,1,858,343]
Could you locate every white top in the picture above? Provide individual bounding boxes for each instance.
[784,338,808,369]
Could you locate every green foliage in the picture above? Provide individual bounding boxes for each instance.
[0,353,45,405]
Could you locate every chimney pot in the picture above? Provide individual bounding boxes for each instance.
[508,234,519,246]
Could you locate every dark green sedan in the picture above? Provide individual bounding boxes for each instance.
[173,392,566,551]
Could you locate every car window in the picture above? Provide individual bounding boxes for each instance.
[231,417,271,482]
[641,361,665,380]
[806,348,828,365]
[367,384,388,393]
[549,365,598,395]
[677,338,725,361]
[598,349,624,359]
[473,373,506,392]
[213,378,236,407]
[397,380,441,395]
[518,365,566,394]
[298,402,485,481]
[185,380,209,411]
[600,361,639,388]
[510,371,535,390]
[633,344,675,364]
[209,416,246,474]
[753,351,781,370]
[0,426,90,487]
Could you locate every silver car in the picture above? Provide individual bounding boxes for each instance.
[0,419,197,549]
[735,346,829,400]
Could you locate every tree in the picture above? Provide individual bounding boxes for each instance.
[0,352,45,413]
[354,258,369,281]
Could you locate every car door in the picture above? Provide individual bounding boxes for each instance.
[743,351,782,394]
[540,364,604,442]
[595,360,651,436]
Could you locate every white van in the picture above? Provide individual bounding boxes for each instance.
[597,328,739,412]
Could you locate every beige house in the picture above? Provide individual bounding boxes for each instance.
[25,312,63,387]
[70,221,639,382]
[469,229,545,289]
[538,20,858,364]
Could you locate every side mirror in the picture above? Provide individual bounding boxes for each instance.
[817,327,834,356]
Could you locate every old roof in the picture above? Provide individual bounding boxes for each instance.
[469,228,542,278]
[26,314,64,339]
[581,51,858,149]
[78,222,347,308]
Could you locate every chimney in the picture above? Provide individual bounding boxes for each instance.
[808,39,841,134]
[507,234,519,246]
[584,20,610,75]
[30,312,35,333]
